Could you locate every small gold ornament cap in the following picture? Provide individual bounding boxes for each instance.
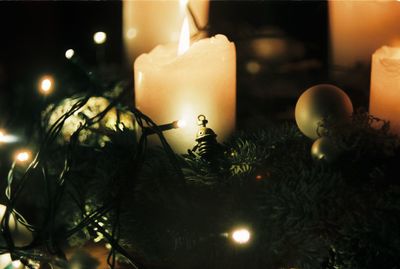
[190,115,222,161]
[197,114,208,127]
[196,115,217,142]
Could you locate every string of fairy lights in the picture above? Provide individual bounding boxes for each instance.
[0,31,108,164]
[1,28,253,269]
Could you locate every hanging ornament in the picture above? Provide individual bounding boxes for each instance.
[295,84,353,140]
[190,115,222,161]
[0,204,33,247]
[311,137,340,163]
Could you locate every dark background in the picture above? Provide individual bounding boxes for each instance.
[0,1,330,128]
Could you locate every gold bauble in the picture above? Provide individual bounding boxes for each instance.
[295,84,353,140]
[44,97,134,145]
[311,137,340,163]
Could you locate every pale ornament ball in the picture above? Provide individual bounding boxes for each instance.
[0,204,33,247]
[295,84,353,140]
[44,97,134,145]
[311,137,340,163]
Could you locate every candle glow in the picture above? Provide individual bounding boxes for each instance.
[329,0,400,67]
[134,34,236,153]
[123,0,209,63]
[370,46,400,134]
[177,17,190,56]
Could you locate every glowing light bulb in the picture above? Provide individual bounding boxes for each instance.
[176,120,187,128]
[232,228,251,244]
[0,253,12,269]
[15,150,31,163]
[0,130,18,144]
[93,31,107,44]
[65,49,75,59]
[177,17,190,56]
[126,28,137,40]
[39,76,54,95]
[246,61,261,74]
[11,260,21,268]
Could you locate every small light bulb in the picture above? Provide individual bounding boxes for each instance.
[15,150,31,163]
[0,130,18,144]
[126,28,137,40]
[176,119,186,128]
[39,76,54,95]
[246,61,261,74]
[93,31,107,44]
[65,49,75,59]
[11,260,22,268]
[232,228,251,244]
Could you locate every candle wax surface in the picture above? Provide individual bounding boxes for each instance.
[370,46,400,134]
[134,34,236,153]
[123,0,209,63]
[329,0,400,67]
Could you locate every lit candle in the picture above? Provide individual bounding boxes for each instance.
[123,0,209,63]
[370,46,400,134]
[134,19,236,153]
[329,0,400,68]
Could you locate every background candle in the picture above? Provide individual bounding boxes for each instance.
[370,46,400,134]
[134,34,236,153]
[123,0,209,64]
[329,0,400,68]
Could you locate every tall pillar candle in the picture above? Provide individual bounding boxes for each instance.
[329,0,400,68]
[134,33,236,153]
[370,46,400,134]
[123,0,209,64]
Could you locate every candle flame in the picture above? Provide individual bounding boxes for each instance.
[180,0,189,11]
[177,17,190,56]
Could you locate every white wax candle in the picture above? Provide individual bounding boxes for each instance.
[370,46,400,134]
[123,0,209,63]
[134,35,236,153]
[329,0,400,68]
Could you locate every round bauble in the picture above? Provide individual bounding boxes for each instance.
[295,84,353,140]
[311,137,340,163]
[44,96,134,146]
[0,204,33,247]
